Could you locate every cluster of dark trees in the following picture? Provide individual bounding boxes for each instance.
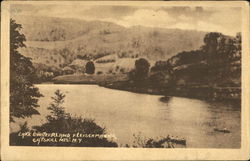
[126,32,241,96]
[167,32,241,87]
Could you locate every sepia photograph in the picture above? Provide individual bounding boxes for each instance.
[1,1,250,160]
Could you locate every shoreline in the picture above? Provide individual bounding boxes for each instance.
[38,78,241,104]
[99,82,241,104]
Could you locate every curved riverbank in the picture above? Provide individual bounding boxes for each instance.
[100,81,241,103]
[52,74,241,102]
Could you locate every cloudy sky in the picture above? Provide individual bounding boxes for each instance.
[11,4,241,36]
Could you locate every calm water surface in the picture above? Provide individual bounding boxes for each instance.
[12,84,241,148]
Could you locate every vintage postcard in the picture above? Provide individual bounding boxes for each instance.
[1,1,249,160]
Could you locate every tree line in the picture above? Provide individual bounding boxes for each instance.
[125,32,241,96]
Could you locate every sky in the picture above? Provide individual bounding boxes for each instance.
[11,4,242,36]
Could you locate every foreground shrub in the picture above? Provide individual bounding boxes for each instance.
[10,90,117,147]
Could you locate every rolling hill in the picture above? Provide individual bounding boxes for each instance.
[12,15,206,72]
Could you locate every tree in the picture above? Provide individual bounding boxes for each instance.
[46,90,68,122]
[201,32,241,84]
[128,58,150,87]
[133,58,150,80]
[202,32,222,54]
[135,58,150,76]
[85,61,95,74]
[10,19,43,122]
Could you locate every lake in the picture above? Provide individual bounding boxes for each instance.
[11,84,241,148]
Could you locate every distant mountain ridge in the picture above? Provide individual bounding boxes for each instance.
[13,15,126,41]
[13,15,207,70]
